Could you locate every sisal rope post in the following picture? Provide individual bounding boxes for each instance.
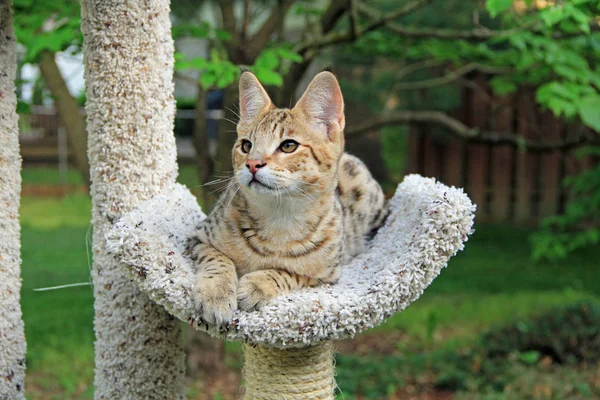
[243,342,335,399]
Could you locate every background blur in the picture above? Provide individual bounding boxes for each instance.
[13,0,600,399]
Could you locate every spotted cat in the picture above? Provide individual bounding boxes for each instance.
[187,71,387,324]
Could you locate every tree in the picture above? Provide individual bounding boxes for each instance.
[14,0,90,188]
[0,1,27,398]
[80,0,185,397]
[173,0,600,256]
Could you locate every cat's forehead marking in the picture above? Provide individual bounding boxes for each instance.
[250,109,292,141]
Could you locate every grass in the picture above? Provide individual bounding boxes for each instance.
[21,164,201,189]
[19,167,600,399]
[21,168,84,186]
[376,225,600,343]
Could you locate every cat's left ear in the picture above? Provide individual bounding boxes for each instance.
[294,71,345,141]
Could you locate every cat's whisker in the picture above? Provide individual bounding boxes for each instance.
[222,117,239,126]
[289,186,315,203]
[201,177,236,187]
[275,175,320,187]
[225,106,241,119]
[209,182,235,195]
[226,183,241,209]
[297,187,316,202]
[282,185,297,205]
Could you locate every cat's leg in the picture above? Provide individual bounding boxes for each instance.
[189,241,238,325]
[237,269,322,311]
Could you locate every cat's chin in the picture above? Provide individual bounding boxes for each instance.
[246,179,277,195]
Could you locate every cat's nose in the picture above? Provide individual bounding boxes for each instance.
[246,159,266,174]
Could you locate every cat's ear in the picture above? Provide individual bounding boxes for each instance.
[239,71,273,125]
[294,71,345,140]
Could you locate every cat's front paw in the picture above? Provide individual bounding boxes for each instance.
[237,273,279,311]
[194,278,237,325]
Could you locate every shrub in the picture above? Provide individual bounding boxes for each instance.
[480,301,600,364]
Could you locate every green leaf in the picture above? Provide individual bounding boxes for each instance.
[486,0,513,18]
[508,34,527,50]
[547,97,578,118]
[553,64,582,81]
[215,65,239,88]
[276,48,303,63]
[215,28,232,42]
[17,100,31,114]
[199,71,217,89]
[578,94,600,132]
[254,49,279,70]
[518,350,541,365]
[516,52,536,70]
[190,57,209,69]
[251,67,283,86]
[540,7,564,27]
[174,53,192,70]
[490,76,517,96]
[172,23,210,39]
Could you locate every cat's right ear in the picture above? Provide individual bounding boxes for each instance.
[239,72,272,125]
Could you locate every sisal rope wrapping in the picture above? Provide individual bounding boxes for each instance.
[243,342,335,399]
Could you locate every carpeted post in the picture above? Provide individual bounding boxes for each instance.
[80,0,186,398]
[0,2,27,399]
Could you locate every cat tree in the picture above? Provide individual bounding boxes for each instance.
[106,175,475,397]
[80,0,475,398]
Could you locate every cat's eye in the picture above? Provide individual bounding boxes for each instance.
[279,140,299,153]
[241,140,252,153]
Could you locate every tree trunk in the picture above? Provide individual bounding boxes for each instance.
[0,3,27,399]
[212,84,238,185]
[185,327,225,378]
[187,85,230,382]
[192,84,216,208]
[80,0,185,398]
[38,50,91,188]
[275,0,347,105]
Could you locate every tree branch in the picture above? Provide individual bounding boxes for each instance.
[242,0,251,41]
[384,22,535,40]
[218,0,239,62]
[175,71,197,85]
[276,0,348,104]
[294,0,433,54]
[39,51,91,188]
[357,1,538,40]
[219,0,236,38]
[348,0,359,41]
[345,110,597,152]
[394,63,513,91]
[395,59,445,80]
[246,0,296,63]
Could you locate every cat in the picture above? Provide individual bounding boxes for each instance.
[187,70,387,325]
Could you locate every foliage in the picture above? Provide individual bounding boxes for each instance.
[337,301,600,398]
[173,24,303,90]
[480,301,600,364]
[353,0,600,131]
[13,0,82,63]
[13,0,82,113]
[532,147,600,261]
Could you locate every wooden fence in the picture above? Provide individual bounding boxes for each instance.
[406,77,598,224]
[18,106,201,166]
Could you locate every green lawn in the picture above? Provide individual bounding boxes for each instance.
[19,167,600,399]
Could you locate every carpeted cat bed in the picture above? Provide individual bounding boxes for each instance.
[105,174,475,348]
